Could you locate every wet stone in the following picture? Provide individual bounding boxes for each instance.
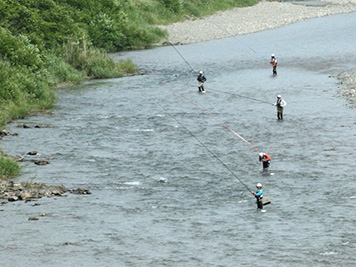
[0,180,67,203]
[8,196,18,202]
[34,160,49,165]
[70,188,92,195]
[0,180,91,205]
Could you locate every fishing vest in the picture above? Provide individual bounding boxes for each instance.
[277,99,282,107]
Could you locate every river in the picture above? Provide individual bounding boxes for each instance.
[1,12,356,267]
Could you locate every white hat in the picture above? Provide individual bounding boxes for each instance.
[199,71,203,74]
[277,95,281,98]
[256,183,262,188]
[259,152,264,157]
[271,54,275,57]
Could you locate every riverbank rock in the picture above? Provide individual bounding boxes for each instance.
[16,123,54,129]
[0,180,91,205]
[0,180,67,203]
[34,160,50,166]
[70,188,91,195]
[0,130,18,139]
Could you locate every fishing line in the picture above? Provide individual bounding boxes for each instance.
[158,103,252,193]
[160,81,260,152]
[206,20,269,61]
[209,88,273,105]
[168,42,197,73]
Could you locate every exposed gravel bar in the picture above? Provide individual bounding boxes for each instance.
[157,0,356,45]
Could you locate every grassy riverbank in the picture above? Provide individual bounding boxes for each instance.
[0,0,257,179]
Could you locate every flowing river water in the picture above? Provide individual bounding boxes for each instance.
[1,13,356,267]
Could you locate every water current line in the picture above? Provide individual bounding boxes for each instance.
[158,103,253,193]
[160,81,260,152]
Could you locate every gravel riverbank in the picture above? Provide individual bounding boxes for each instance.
[158,0,356,45]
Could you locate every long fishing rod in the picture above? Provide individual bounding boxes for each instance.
[160,81,260,152]
[158,103,252,193]
[168,42,197,73]
[209,88,273,105]
[206,20,269,61]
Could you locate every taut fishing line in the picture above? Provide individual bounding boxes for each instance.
[160,81,260,152]
[206,20,269,61]
[168,42,197,73]
[158,103,252,193]
[209,88,272,105]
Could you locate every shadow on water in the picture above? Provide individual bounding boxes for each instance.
[1,13,356,267]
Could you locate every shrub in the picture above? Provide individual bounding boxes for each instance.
[88,12,129,52]
[0,155,21,179]
[45,53,86,84]
[0,27,43,71]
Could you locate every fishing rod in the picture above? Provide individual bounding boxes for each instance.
[168,42,197,74]
[206,20,269,61]
[158,103,253,193]
[208,88,273,105]
[160,81,260,152]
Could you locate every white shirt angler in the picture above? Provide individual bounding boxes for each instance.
[275,98,287,107]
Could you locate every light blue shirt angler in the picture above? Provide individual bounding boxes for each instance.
[256,189,263,197]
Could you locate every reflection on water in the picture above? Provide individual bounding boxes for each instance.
[1,13,356,267]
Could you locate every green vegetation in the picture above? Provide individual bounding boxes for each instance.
[0,0,257,179]
[0,155,21,179]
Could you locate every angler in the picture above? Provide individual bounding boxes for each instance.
[273,94,287,120]
[270,54,277,76]
[197,71,207,93]
[251,183,264,210]
[259,152,271,173]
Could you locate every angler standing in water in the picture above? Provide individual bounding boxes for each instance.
[259,152,271,173]
[273,94,287,120]
[251,183,264,210]
[197,71,207,93]
[270,54,277,76]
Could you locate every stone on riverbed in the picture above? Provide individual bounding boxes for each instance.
[70,188,91,195]
[0,180,91,205]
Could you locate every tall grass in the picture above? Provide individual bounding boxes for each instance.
[0,155,20,179]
